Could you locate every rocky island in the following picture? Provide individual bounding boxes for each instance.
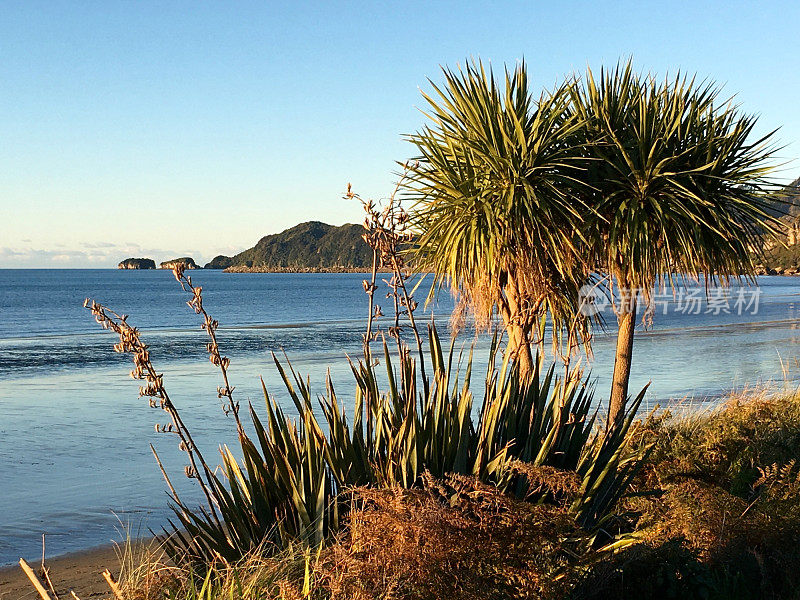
[204,221,372,272]
[160,257,200,270]
[118,258,156,269]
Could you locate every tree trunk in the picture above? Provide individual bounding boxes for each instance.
[500,278,535,380]
[608,294,637,431]
[506,321,534,379]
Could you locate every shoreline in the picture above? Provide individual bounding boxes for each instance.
[0,543,121,599]
[221,265,390,273]
[221,266,800,276]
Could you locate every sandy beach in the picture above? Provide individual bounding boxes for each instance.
[0,545,120,599]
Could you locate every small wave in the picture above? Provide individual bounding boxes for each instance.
[230,318,366,330]
[634,317,800,338]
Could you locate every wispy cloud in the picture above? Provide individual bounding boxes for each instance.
[81,241,117,249]
[0,243,213,268]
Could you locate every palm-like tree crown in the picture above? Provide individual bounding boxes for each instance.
[406,60,591,354]
[571,62,783,298]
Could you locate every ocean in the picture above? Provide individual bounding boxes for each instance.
[2,269,800,565]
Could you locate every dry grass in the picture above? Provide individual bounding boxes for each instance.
[118,544,313,600]
[116,537,180,600]
[603,388,800,598]
[316,474,585,600]
[635,388,800,496]
[118,473,592,600]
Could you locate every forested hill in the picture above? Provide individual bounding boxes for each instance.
[204,221,372,271]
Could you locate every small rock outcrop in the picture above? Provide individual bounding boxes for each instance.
[118,258,156,270]
[204,255,234,269]
[160,257,200,270]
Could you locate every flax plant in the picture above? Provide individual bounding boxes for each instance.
[346,171,424,366]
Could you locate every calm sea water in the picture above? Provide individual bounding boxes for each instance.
[2,269,800,565]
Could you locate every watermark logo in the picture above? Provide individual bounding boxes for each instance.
[578,285,762,317]
[578,284,608,317]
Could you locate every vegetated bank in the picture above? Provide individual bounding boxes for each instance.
[94,389,800,600]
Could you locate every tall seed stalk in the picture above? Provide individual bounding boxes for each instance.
[347,167,429,392]
[83,300,225,531]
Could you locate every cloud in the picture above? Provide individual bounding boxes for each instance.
[0,239,241,268]
[0,243,206,268]
[0,247,111,266]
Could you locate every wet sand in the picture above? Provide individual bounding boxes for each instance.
[0,545,120,599]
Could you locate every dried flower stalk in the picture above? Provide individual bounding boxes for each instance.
[171,264,244,436]
[83,299,224,529]
[346,166,428,385]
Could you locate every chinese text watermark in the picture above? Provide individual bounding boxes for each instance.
[578,285,762,317]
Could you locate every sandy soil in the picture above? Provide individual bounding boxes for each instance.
[0,545,122,599]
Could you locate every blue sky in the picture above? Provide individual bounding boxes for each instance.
[1,1,798,267]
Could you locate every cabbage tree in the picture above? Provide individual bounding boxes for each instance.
[405,60,591,377]
[570,63,783,430]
